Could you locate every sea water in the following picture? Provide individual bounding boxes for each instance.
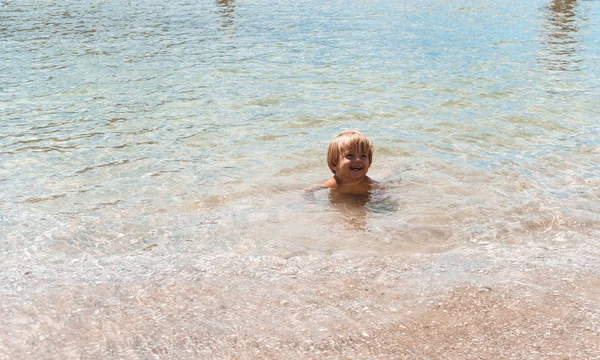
[1,0,599,358]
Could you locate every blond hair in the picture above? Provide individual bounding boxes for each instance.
[327,131,373,174]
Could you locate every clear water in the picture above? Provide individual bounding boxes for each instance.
[1,0,599,357]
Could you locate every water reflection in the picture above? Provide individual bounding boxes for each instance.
[328,191,370,231]
[327,189,400,231]
[539,0,581,71]
[216,0,235,31]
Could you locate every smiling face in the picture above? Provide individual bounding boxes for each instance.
[334,145,371,182]
[327,131,373,171]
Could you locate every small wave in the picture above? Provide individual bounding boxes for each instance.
[520,212,600,233]
[30,120,75,130]
[150,170,182,177]
[75,159,130,174]
[22,193,67,203]
[8,145,79,154]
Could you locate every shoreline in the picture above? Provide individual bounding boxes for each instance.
[1,242,599,359]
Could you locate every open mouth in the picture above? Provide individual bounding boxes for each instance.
[350,166,363,171]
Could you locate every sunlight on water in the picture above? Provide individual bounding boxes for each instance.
[1,0,600,358]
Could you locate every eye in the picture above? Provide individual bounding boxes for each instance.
[361,154,367,158]
[345,154,354,158]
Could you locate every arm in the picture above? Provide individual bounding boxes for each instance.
[303,183,327,201]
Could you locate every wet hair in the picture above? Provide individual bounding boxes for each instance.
[327,130,373,174]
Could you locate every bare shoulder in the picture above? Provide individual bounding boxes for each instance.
[365,176,379,186]
[322,177,339,188]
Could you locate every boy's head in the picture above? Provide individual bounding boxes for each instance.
[327,131,373,174]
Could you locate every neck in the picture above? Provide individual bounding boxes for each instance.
[334,174,365,186]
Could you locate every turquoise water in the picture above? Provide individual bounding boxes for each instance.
[1,0,600,357]
[2,0,598,256]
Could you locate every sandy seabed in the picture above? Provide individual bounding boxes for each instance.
[1,241,599,360]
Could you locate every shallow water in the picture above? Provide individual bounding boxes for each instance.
[1,0,600,358]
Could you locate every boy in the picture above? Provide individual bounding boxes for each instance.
[322,130,377,194]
